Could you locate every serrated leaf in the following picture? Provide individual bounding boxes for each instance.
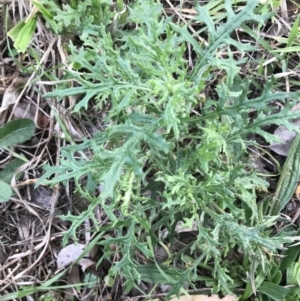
[0,181,12,203]
[219,216,287,251]
[97,137,143,200]
[171,0,272,83]
[0,118,35,148]
[35,0,299,296]
[204,77,300,143]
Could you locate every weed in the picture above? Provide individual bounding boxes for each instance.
[14,0,299,299]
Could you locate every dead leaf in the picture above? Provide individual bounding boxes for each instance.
[65,264,80,300]
[31,185,53,210]
[66,118,84,141]
[13,100,48,128]
[17,215,42,240]
[169,294,237,301]
[173,8,197,14]
[161,220,198,240]
[160,284,172,293]
[175,220,198,233]
[269,103,300,156]
[269,125,298,156]
[13,100,36,120]
[0,78,27,113]
[78,258,95,272]
[57,243,86,269]
[295,185,300,200]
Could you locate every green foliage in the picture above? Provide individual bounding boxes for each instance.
[259,281,289,301]
[268,134,300,215]
[52,0,113,37]
[7,16,37,53]
[38,0,300,298]
[0,181,12,203]
[280,244,300,272]
[170,0,272,84]
[33,0,114,37]
[0,118,35,203]
[286,256,300,300]
[0,158,24,183]
[0,118,35,148]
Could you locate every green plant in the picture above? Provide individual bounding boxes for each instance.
[0,118,35,202]
[8,0,115,52]
[268,134,300,215]
[35,0,300,298]
[7,13,37,53]
[286,255,300,300]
